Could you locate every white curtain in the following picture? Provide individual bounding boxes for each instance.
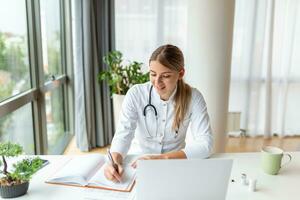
[229,0,300,137]
[72,0,90,151]
[114,0,188,70]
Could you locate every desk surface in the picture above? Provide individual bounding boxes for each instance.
[213,152,300,200]
[1,152,299,200]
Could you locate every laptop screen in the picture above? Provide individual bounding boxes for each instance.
[136,159,233,200]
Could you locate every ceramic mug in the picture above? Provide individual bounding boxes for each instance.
[261,146,292,175]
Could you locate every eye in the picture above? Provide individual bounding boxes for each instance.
[162,75,170,78]
[150,74,156,77]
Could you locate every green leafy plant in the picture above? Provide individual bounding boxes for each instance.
[0,142,43,186]
[98,50,149,95]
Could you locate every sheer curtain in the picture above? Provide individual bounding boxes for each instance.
[114,0,188,69]
[229,0,300,137]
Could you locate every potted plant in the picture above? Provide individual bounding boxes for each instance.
[0,142,43,198]
[98,51,149,126]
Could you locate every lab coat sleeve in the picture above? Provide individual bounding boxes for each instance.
[110,86,138,158]
[182,90,214,159]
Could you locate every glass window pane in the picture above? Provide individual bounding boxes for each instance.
[45,87,67,154]
[0,0,31,102]
[40,0,63,81]
[0,103,35,154]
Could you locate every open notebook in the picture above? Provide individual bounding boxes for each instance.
[46,154,136,192]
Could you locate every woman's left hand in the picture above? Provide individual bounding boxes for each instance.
[131,154,166,168]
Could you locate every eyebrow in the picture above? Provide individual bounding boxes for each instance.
[150,70,173,74]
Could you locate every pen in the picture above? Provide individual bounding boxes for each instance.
[107,149,119,174]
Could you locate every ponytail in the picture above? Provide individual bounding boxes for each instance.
[173,79,192,130]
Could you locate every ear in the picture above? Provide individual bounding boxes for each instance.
[178,68,185,80]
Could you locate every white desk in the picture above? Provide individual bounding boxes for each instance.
[1,152,299,200]
[213,152,300,200]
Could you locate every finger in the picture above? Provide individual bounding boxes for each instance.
[131,157,146,168]
[109,166,122,182]
[113,173,122,182]
[117,164,124,176]
[104,165,112,178]
[104,169,116,181]
[104,169,110,179]
[112,177,119,183]
[105,164,120,182]
[131,157,143,168]
[131,160,137,168]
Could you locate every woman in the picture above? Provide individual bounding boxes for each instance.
[104,44,213,182]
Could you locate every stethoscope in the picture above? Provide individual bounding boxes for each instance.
[143,85,179,139]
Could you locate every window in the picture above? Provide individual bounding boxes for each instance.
[0,0,73,154]
[0,0,31,102]
[45,86,67,154]
[39,0,71,154]
[0,103,35,154]
[40,0,63,81]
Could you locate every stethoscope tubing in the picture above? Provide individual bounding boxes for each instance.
[143,85,179,139]
[143,85,158,138]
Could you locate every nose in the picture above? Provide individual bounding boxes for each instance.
[154,75,163,85]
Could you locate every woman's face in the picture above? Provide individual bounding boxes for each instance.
[149,61,184,100]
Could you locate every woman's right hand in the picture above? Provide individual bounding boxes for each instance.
[104,152,124,183]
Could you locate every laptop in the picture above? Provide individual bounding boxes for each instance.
[136,159,233,200]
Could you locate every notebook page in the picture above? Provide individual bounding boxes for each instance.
[48,154,105,186]
[88,164,136,190]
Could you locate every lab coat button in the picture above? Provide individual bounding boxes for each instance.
[162,119,166,122]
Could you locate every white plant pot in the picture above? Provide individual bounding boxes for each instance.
[112,94,125,129]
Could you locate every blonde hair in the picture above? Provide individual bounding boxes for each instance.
[149,44,192,131]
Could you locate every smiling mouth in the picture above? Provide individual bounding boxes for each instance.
[156,86,165,90]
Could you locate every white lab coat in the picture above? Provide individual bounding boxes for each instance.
[110,82,213,159]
